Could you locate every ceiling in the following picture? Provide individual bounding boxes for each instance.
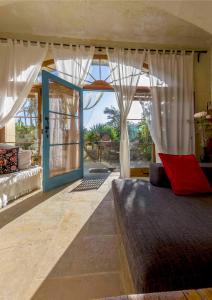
[0,0,211,49]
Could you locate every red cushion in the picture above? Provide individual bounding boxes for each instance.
[159,153,212,195]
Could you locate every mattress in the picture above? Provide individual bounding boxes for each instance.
[0,166,42,208]
[112,179,212,293]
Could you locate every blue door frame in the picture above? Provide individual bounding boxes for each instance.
[42,70,84,191]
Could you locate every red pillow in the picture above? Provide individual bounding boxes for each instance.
[159,153,212,195]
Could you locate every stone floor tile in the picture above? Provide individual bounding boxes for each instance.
[0,241,51,300]
[47,235,120,278]
[31,273,124,300]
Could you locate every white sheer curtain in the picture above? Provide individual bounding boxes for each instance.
[141,50,194,161]
[107,48,146,178]
[51,44,94,172]
[0,39,47,128]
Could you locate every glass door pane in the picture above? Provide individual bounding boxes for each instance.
[49,144,80,177]
[49,113,80,145]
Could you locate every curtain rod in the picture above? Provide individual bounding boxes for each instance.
[0,37,207,55]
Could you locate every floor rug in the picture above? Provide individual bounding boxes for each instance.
[71,174,110,192]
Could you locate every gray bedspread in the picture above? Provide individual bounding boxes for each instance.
[112,179,212,293]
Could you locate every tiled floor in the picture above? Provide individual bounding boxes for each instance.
[0,172,126,300]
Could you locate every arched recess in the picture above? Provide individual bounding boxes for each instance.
[150,1,212,37]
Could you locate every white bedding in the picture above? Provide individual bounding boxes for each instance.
[0,166,42,208]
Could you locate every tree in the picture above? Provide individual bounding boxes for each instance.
[137,120,152,161]
[84,126,101,143]
[26,98,37,127]
[84,123,119,142]
[138,120,152,144]
[104,106,120,129]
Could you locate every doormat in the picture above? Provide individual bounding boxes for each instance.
[71,174,110,192]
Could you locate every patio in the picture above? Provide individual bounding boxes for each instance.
[84,140,152,177]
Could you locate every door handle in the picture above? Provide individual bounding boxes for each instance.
[45,116,49,138]
[45,116,49,125]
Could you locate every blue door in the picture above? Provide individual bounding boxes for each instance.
[42,70,83,191]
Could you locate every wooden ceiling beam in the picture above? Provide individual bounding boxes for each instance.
[30,82,151,93]
[42,56,148,68]
[42,54,108,68]
[42,59,54,67]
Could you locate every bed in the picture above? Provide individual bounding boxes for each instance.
[112,177,212,293]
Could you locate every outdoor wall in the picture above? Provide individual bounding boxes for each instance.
[194,50,211,159]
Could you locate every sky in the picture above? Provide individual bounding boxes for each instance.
[83,91,117,128]
[83,91,143,129]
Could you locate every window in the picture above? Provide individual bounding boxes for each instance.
[85,58,111,84]
[5,88,41,165]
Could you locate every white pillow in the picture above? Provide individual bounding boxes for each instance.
[18,149,32,170]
